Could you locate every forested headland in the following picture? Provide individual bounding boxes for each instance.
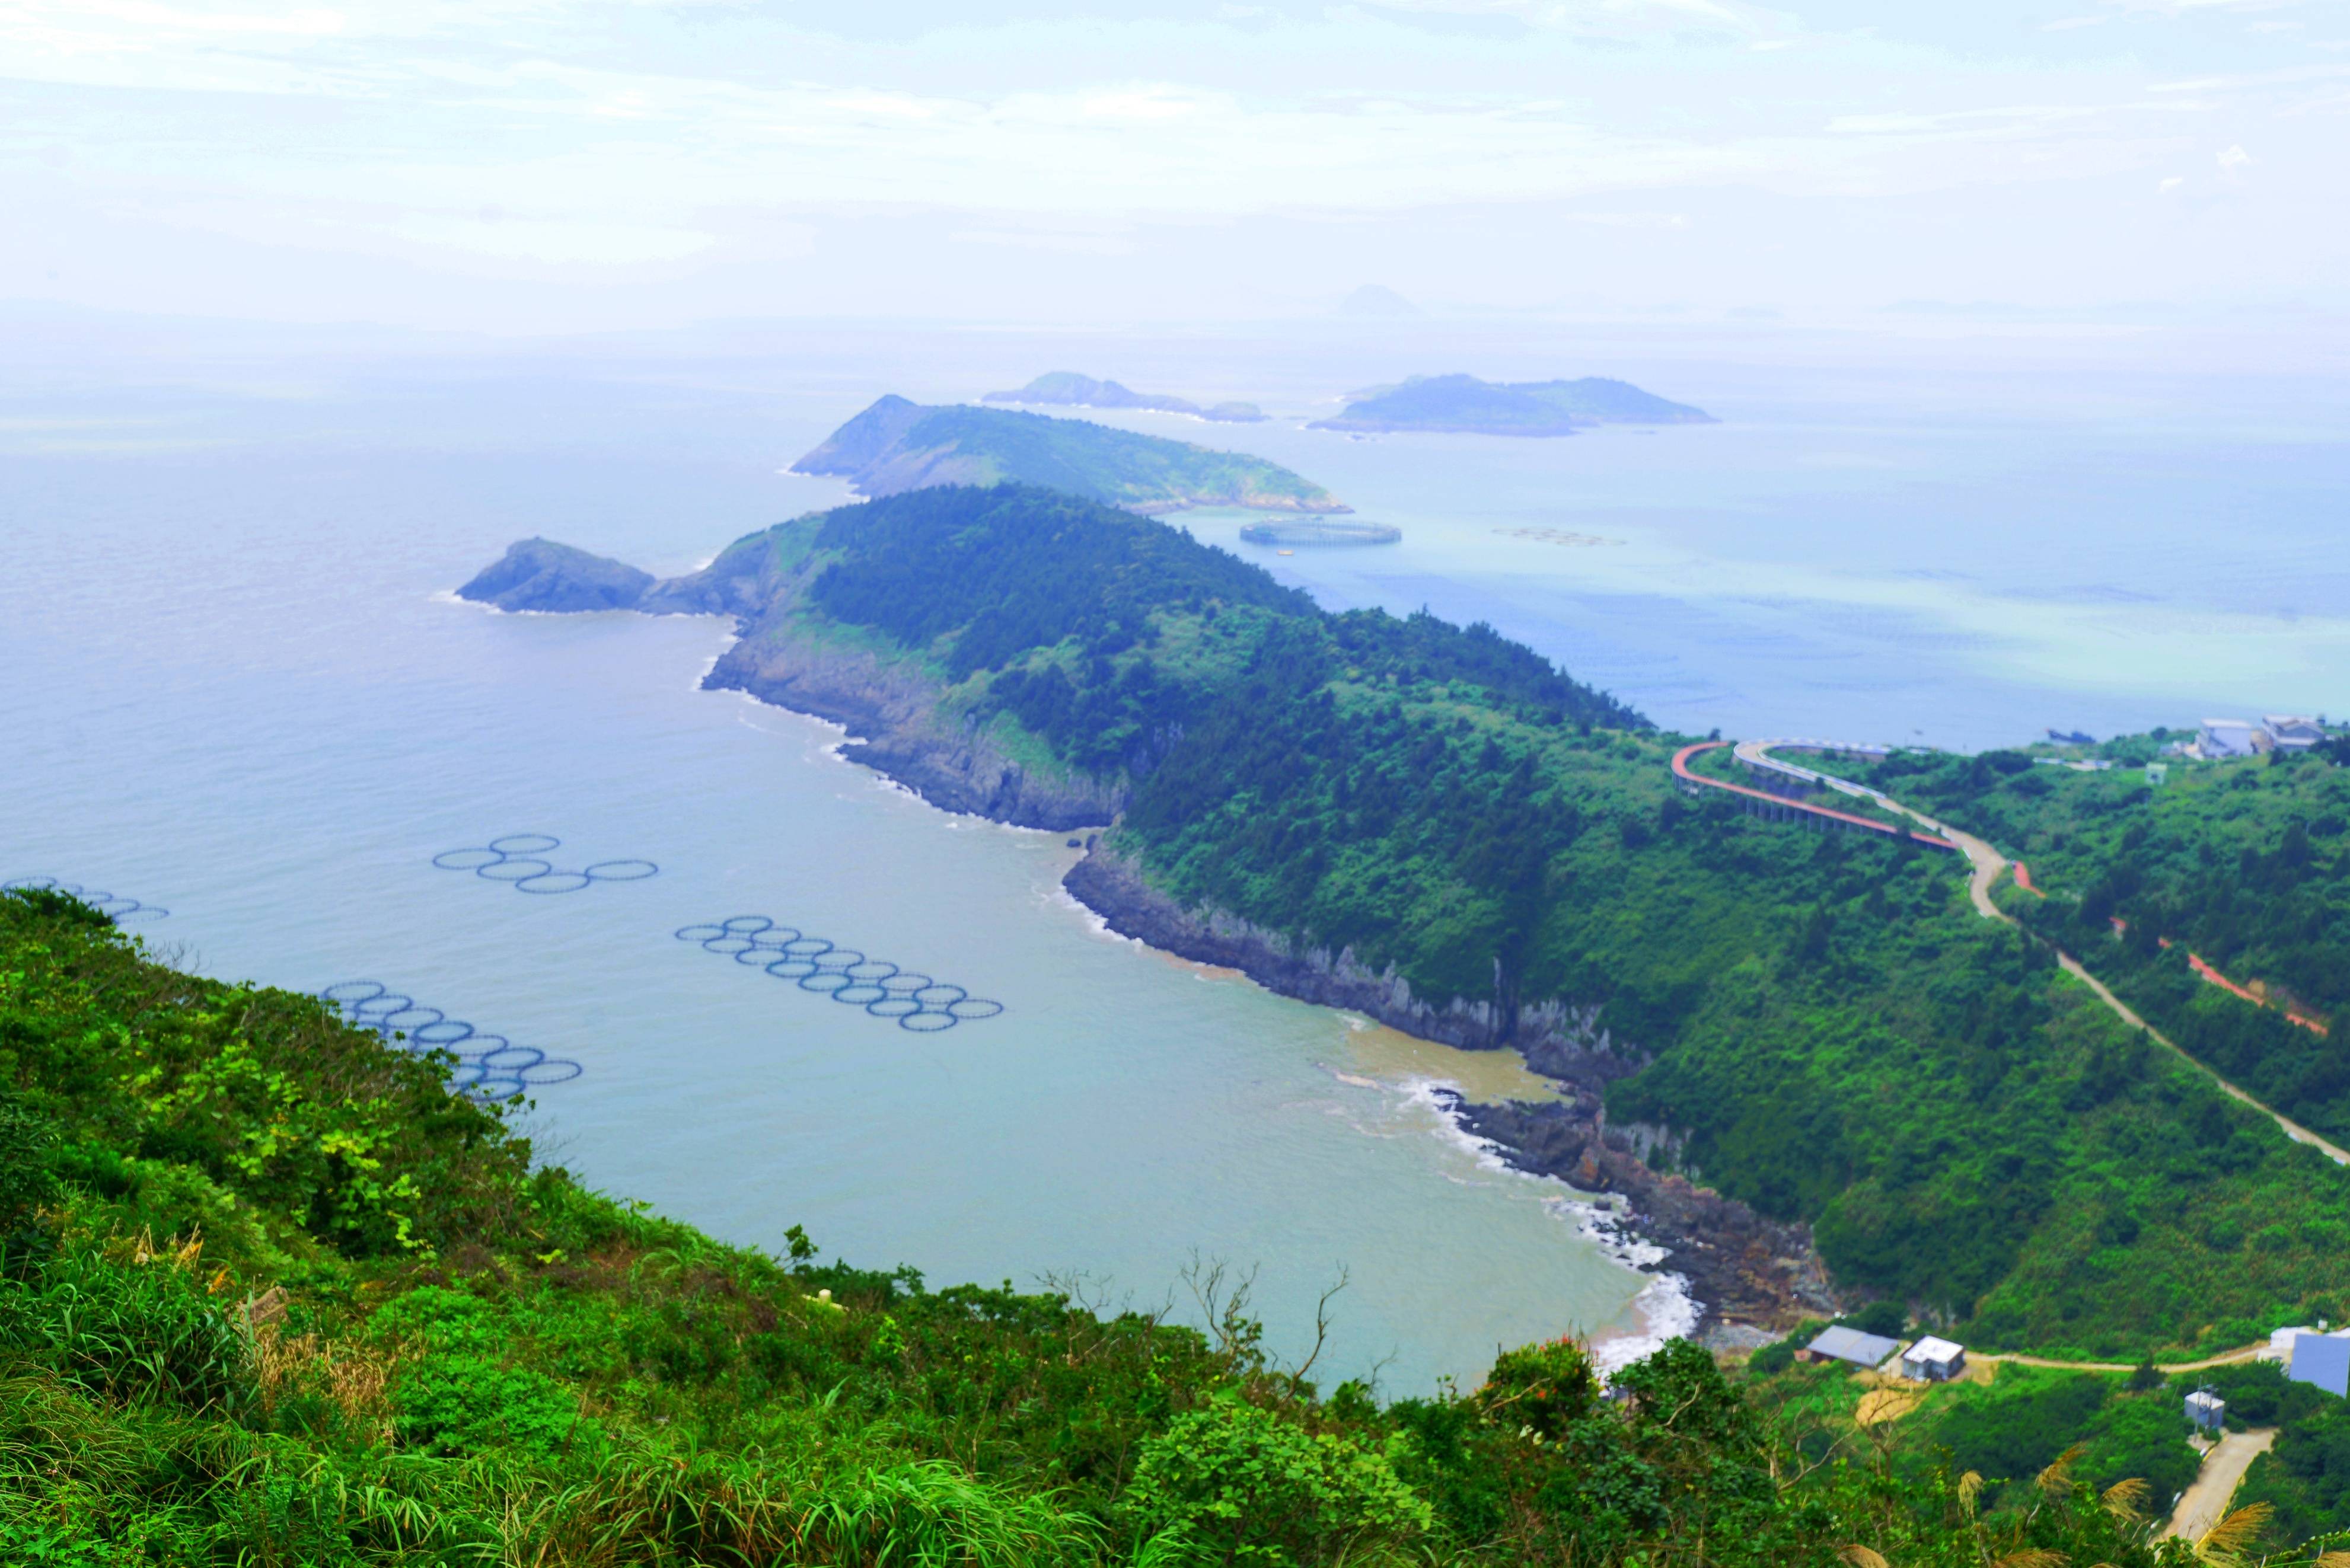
[470,483,2350,1368]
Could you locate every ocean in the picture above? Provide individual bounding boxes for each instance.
[4,315,2343,1391]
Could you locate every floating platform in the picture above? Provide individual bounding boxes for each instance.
[1239,520,1401,547]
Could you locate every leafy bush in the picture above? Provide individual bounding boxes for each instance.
[1128,1396,1432,1565]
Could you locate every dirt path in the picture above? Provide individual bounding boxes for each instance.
[1749,744,2350,1168]
[2167,1428,2278,1541]
[1975,1343,2266,1374]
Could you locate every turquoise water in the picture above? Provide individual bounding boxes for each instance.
[4,321,2344,1390]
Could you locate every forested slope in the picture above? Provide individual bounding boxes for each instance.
[471,486,2350,1355]
[1842,748,2350,1142]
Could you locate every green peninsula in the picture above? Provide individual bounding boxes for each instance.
[792,395,1332,515]
[985,371,1266,422]
[470,484,2350,1363]
[1313,372,1714,435]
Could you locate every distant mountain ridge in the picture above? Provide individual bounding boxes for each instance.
[792,395,1341,515]
[1313,372,1714,436]
[983,371,1265,423]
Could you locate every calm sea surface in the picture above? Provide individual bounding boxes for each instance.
[4,320,2344,1390]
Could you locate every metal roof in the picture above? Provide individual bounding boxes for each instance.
[1806,1326,1900,1366]
[1905,1336,1965,1365]
[2291,1334,2350,1398]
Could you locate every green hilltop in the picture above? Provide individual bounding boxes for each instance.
[791,396,1335,515]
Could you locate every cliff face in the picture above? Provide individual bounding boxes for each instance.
[1064,847,1630,1064]
[704,625,1124,831]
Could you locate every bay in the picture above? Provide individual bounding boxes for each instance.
[5,316,2343,1391]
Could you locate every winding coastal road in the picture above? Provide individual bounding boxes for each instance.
[1669,742,1962,851]
[1731,740,2350,1169]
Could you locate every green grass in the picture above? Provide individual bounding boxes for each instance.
[0,887,2228,1565]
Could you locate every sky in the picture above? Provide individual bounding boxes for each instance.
[4,0,2348,332]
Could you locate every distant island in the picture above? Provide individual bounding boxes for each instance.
[1311,373,1714,436]
[792,395,1341,515]
[984,371,1265,423]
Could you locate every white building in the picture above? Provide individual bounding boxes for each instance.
[1901,1336,1966,1382]
[2198,720,2267,760]
[2185,1388,2225,1433]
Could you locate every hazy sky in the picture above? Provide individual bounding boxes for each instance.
[5,0,2347,331]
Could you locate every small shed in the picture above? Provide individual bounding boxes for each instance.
[1901,1336,1966,1382]
[1801,1326,1901,1370]
[2185,1388,2225,1433]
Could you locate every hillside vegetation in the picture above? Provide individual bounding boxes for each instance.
[561,485,2350,1358]
[1841,748,2350,1142]
[0,887,2220,1565]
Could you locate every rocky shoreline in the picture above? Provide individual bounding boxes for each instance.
[699,652,1838,1336]
[703,630,1123,832]
[1060,849,1836,1338]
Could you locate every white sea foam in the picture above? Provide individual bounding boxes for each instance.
[1391,1075,1703,1372]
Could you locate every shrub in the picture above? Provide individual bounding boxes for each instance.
[1129,1396,1432,1564]
[395,1354,582,1458]
[1477,1337,1598,1438]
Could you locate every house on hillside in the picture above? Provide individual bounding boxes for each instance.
[1901,1337,1966,1382]
[1800,1326,1900,1370]
[2266,716,2327,752]
[2186,1388,2225,1433]
[2197,719,2267,759]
